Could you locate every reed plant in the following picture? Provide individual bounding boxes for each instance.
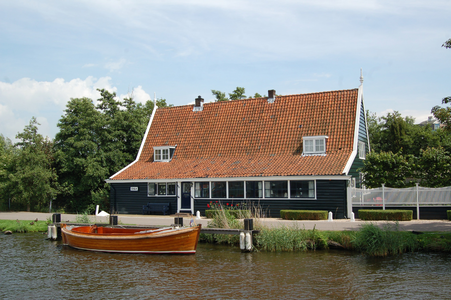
[75,210,92,224]
[352,222,418,256]
[202,201,267,245]
[255,225,328,252]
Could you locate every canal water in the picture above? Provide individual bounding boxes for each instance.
[1,233,451,299]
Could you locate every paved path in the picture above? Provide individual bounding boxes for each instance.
[1,211,451,232]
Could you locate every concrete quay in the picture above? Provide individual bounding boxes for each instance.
[1,211,451,232]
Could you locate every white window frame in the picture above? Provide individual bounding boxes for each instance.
[148,182,176,196]
[359,141,366,159]
[302,136,328,155]
[153,146,175,162]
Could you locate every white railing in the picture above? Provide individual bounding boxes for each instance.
[351,183,451,219]
[352,184,451,207]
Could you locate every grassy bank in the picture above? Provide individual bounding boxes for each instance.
[201,223,451,256]
[199,211,451,256]
[0,219,51,233]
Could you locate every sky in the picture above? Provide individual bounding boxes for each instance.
[1,0,450,141]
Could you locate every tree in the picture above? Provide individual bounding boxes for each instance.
[212,90,228,102]
[212,87,264,102]
[55,97,107,212]
[6,118,59,211]
[361,151,415,188]
[253,93,263,98]
[0,135,15,210]
[417,147,451,187]
[432,39,451,129]
[156,98,173,108]
[54,91,162,212]
[229,87,246,100]
[366,111,383,153]
[432,104,451,132]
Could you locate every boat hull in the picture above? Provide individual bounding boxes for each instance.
[61,224,201,254]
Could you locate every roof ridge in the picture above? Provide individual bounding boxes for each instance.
[158,88,360,110]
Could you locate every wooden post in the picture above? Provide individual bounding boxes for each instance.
[244,219,253,231]
[110,215,118,225]
[174,217,183,227]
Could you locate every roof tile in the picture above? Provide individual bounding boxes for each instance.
[112,89,359,180]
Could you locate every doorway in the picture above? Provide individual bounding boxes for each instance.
[181,182,192,212]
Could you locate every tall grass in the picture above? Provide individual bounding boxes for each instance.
[75,211,92,224]
[255,225,328,252]
[352,222,418,256]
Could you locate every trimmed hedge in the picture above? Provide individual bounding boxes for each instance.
[280,210,328,220]
[205,209,250,219]
[447,210,451,221]
[358,209,413,221]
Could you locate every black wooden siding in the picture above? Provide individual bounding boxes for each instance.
[194,180,347,218]
[348,98,368,187]
[110,180,348,218]
[110,183,177,215]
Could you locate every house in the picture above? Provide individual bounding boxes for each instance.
[418,116,441,131]
[106,78,369,219]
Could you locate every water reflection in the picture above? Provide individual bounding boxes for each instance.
[1,233,451,299]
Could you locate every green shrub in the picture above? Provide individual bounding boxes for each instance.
[280,210,328,220]
[358,209,412,221]
[447,210,451,221]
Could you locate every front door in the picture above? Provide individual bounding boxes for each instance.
[181,182,192,211]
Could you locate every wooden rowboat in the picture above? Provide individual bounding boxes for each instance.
[61,224,201,254]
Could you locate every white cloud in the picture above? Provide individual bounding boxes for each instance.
[118,86,151,104]
[105,58,128,72]
[0,76,119,140]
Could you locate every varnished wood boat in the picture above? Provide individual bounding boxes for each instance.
[61,224,201,254]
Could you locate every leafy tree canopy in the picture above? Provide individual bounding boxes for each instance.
[5,118,59,211]
[432,39,451,129]
[211,87,264,102]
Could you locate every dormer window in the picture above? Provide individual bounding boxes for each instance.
[303,136,328,155]
[154,146,176,162]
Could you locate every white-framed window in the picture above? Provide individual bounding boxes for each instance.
[302,136,328,155]
[153,146,176,162]
[148,182,176,196]
[359,141,366,159]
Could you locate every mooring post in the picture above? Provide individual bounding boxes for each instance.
[109,215,118,226]
[244,218,253,231]
[328,212,333,222]
[174,217,183,227]
[50,213,62,240]
[240,219,254,252]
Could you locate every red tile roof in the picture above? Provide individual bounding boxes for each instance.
[111,89,359,180]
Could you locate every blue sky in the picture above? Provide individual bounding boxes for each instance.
[1,0,450,141]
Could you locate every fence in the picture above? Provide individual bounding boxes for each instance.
[351,184,451,219]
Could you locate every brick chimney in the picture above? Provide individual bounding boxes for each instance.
[268,89,276,103]
[193,95,204,112]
